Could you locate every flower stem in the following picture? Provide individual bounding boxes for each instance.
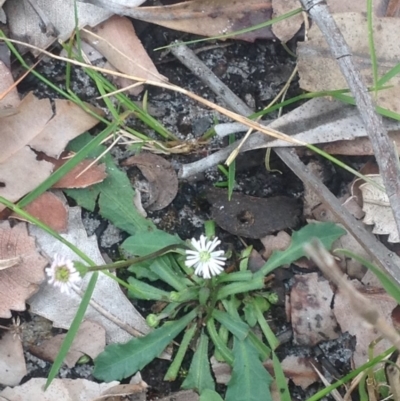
[85,244,187,272]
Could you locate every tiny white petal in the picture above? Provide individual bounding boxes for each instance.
[185,235,226,279]
[46,254,81,294]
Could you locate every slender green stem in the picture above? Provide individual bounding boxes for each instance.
[86,244,187,272]
[203,279,220,324]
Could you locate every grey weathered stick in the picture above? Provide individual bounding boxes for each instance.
[171,43,253,115]
[279,148,400,284]
[300,0,400,247]
[173,39,400,283]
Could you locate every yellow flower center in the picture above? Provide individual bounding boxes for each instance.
[55,266,71,283]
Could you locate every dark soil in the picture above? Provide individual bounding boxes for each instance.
[3,15,357,401]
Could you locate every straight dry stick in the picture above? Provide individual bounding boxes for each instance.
[300,0,400,247]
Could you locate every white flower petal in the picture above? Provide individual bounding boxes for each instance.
[185,235,226,279]
[208,237,220,252]
[185,258,200,268]
[46,254,81,294]
[199,235,207,251]
[185,250,200,256]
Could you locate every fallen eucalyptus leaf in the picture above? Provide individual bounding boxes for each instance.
[123,152,178,211]
[81,0,275,42]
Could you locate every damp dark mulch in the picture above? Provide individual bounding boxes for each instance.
[7,17,357,401]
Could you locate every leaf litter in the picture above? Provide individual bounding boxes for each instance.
[2,1,400,398]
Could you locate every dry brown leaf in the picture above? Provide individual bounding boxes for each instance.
[30,320,106,368]
[290,273,339,346]
[81,15,166,96]
[0,331,27,386]
[0,256,23,271]
[271,0,304,42]
[327,0,395,16]
[4,0,116,54]
[206,187,301,239]
[123,152,178,211]
[212,354,318,390]
[334,281,397,367]
[0,146,54,213]
[0,61,20,109]
[11,192,68,233]
[260,231,291,260]
[0,221,47,318]
[96,381,147,401]
[0,378,118,401]
[279,356,318,389]
[52,159,107,189]
[83,0,275,42]
[0,92,102,211]
[359,174,400,242]
[297,13,400,114]
[320,131,400,156]
[29,99,103,159]
[0,92,53,164]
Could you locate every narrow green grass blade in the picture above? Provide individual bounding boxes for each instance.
[81,68,176,140]
[228,133,236,200]
[17,122,118,208]
[248,331,270,361]
[155,8,303,49]
[272,351,291,401]
[332,92,400,121]
[378,62,400,86]
[0,197,94,264]
[46,272,98,388]
[253,299,279,350]
[305,347,394,401]
[334,249,400,304]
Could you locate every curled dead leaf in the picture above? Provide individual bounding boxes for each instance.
[359,174,400,242]
[123,152,178,211]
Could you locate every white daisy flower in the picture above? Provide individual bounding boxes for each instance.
[45,254,81,295]
[185,235,226,279]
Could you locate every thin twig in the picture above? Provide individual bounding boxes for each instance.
[300,0,400,246]
[171,39,400,283]
[171,42,252,115]
[72,285,145,338]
